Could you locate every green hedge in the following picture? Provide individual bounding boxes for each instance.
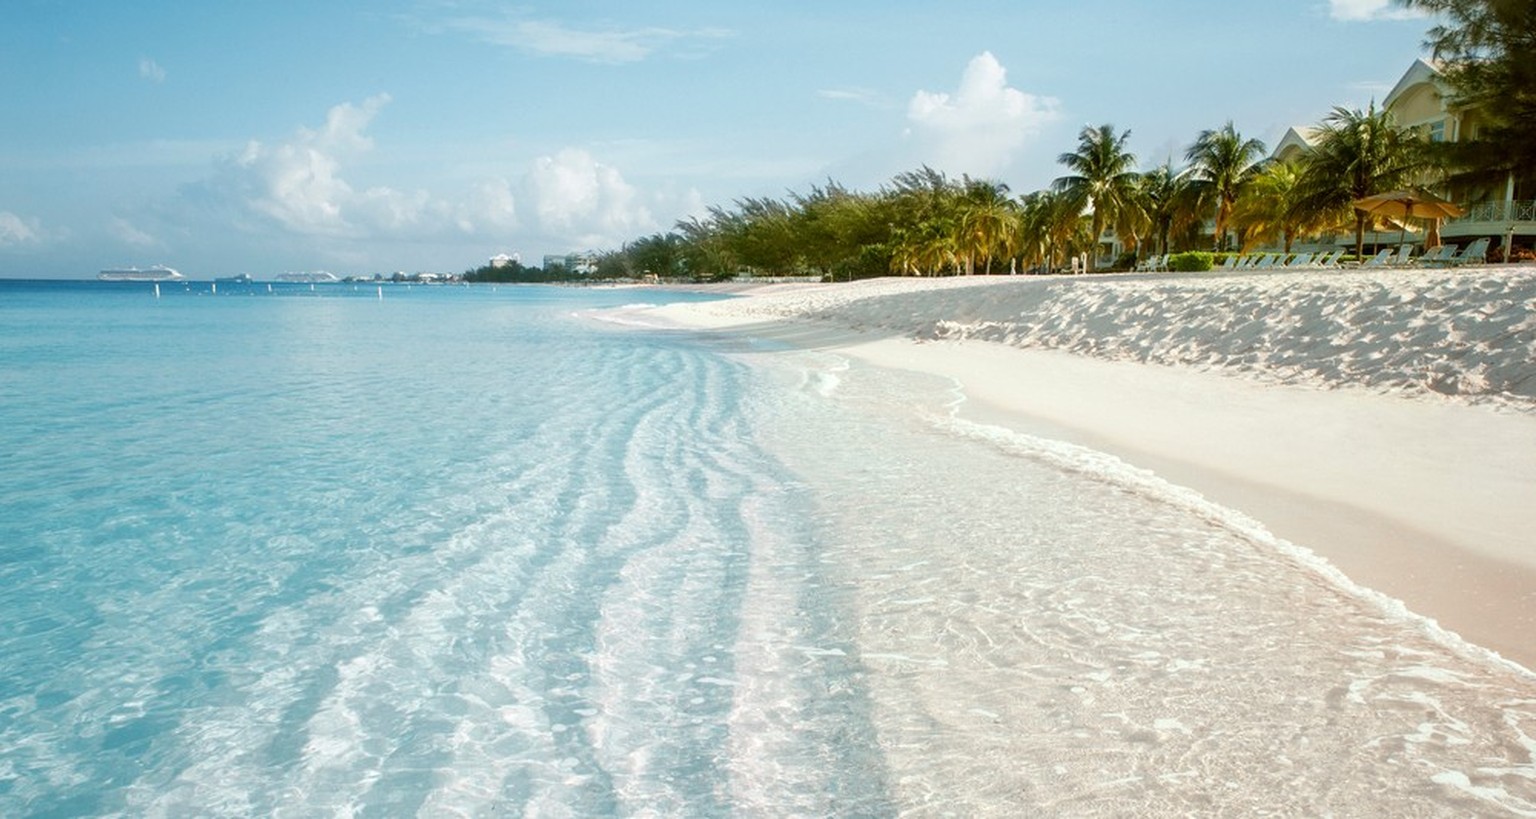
[1165,251,1214,272]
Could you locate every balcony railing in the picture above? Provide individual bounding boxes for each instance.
[1450,200,1536,223]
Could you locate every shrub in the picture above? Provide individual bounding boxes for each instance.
[1165,251,1214,272]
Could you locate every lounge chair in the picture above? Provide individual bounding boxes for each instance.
[1413,244,1456,266]
[1285,252,1314,268]
[1360,248,1394,268]
[1449,237,1490,266]
[1314,250,1344,268]
[1390,244,1415,266]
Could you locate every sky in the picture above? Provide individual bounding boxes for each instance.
[1,0,1434,279]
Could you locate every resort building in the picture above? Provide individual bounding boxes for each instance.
[489,252,520,268]
[542,251,600,275]
[1275,59,1535,254]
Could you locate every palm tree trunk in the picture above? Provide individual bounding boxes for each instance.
[1354,211,1366,259]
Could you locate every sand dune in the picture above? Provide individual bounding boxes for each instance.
[646,267,1536,668]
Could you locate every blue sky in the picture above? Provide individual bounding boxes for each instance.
[1,0,1431,278]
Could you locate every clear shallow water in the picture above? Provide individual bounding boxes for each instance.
[2,281,1534,816]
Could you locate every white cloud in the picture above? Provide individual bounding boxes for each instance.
[905,52,1061,178]
[817,87,889,108]
[446,17,731,63]
[110,217,157,247]
[0,211,42,246]
[180,99,684,263]
[455,178,519,233]
[1328,0,1423,21]
[215,94,412,237]
[524,148,655,247]
[139,57,166,83]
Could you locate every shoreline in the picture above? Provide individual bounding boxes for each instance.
[642,271,1536,670]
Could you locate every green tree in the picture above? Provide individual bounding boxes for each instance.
[675,215,737,280]
[1291,104,1427,258]
[958,179,1019,274]
[1232,161,1326,252]
[1053,124,1140,271]
[1017,189,1089,273]
[1395,0,1536,192]
[626,233,684,279]
[1136,162,1202,257]
[1185,122,1268,252]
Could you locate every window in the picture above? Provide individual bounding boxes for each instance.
[1427,120,1446,142]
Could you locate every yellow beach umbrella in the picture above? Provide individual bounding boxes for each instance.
[1354,190,1464,248]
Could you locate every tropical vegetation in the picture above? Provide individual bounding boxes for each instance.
[556,3,1518,282]
[1396,0,1536,194]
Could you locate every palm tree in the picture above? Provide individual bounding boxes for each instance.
[958,179,1018,274]
[887,227,923,276]
[1232,161,1331,253]
[1291,103,1427,258]
[1185,122,1268,252]
[1136,162,1202,257]
[1017,189,1090,273]
[1053,124,1140,271]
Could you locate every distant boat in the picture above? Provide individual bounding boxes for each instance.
[215,273,255,283]
[273,271,340,283]
[98,265,184,282]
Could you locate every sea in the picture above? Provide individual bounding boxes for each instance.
[1,278,1533,817]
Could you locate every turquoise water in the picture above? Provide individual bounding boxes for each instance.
[3,280,1535,816]
[0,282,883,816]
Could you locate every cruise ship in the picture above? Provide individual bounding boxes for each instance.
[98,265,184,282]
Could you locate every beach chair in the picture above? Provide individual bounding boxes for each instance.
[1359,248,1394,268]
[1284,252,1314,268]
[1449,237,1489,266]
[1413,244,1456,267]
[1389,245,1415,266]
[1314,250,1343,269]
[1219,255,1238,270]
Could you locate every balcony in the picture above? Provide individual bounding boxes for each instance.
[1442,199,1536,239]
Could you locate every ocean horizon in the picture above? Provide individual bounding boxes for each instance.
[3,279,1534,816]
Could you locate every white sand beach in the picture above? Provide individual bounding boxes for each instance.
[646,268,1536,670]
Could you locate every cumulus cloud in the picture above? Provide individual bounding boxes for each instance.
[524,148,655,247]
[456,179,518,234]
[179,97,679,264]
[0,211,42,246]
[445,16,731,63]
[1328,0,1422,21]
[209,94,416,237]
[139,57,166,83]
[905,52,1061,178]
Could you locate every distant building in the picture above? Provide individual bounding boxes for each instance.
[490,253,519,268]
[542,251,599,275]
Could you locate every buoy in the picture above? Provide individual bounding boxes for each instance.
[211,282,217,295]
[154,283,160,299]
[377,285,383,301]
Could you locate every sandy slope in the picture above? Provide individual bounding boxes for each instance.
[646,267,1536,668]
